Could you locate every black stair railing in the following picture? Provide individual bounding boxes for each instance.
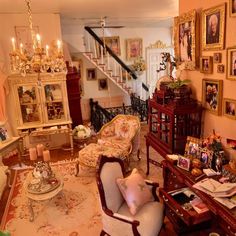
[85,26,148,92]
[90,96,148,132]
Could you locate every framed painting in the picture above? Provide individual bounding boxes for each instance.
[174,9,198,70]
[98,78,108,90]
[86,68,97,81]
[202,3,226,50]
[184,136,202,159]
[217,64,225,73]
[227,47,236,80]
[126,38,143,60]
[202,79,223,115]
[223,98,236,119]
[200,56,213,74]
[230,0,236,17]
[101,36,120,56]
[213,53,222,63]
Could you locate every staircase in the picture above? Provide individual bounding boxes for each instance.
[83,26,148,96]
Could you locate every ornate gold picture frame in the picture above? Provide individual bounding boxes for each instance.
[229,0,236,17]
[202,78,223,115]
[202,3,226,50]
[223,98,236,119]
[174,9,198,70]
[184,136,202,159]
[126,38,143,60]
[200,56,213,74]
[227,47,236,80]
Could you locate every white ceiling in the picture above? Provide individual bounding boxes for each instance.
[0,0,179,27]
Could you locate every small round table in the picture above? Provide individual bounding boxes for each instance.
[24,173,67,222]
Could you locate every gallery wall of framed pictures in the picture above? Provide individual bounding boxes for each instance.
[178,0,236,145]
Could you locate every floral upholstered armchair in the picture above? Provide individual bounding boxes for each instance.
[77,115,140,175]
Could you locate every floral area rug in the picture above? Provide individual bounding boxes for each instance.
[0,161,102,236]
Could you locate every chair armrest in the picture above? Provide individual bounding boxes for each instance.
[5,169,12,188]
[145,179,160,201]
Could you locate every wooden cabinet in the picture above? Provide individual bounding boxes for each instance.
[146,98,202,174]
[160,160,236,235]
[8,73,73,154]
[66,69,82,128]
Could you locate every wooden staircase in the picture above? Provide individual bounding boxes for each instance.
[83,26,138,95]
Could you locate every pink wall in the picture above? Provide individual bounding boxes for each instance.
[179,0,236,149]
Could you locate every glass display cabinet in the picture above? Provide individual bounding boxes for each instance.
[8,73,73,155]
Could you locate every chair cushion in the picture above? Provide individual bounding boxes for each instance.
[116,168,153,215]
[118,201,164,236]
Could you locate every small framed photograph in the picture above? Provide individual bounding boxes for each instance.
[0,123,11,144]
[185,136,201,159]
[223,98,236,119]
[86,68,97,80]
[202,79,223,115]
[213,53,222,63]
[226,138,236,149]
[126,38,143,61]
[200,56,213,74]
[199,147,213,168]
[202,3,226,50]
[217,64,225,73]
[230,0,236,17]
[177,155,191,171]
[227,47,236,80]
[98,78,108,90]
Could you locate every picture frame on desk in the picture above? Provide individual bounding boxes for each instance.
[199,147,213,168]
[185,136,201,159]
[177,155,191,171]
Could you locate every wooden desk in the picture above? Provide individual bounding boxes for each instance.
[160,160,236,235]
[0,137,22,166]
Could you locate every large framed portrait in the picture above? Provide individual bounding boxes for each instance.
[202,79,223,115]
[174,9,198,70]
[126,38,143,60]
[98,78,108,90]
[223,98,236,119]
[86,68,97,81]
[230,0,236,17]
[202,3,226,50]
[227,47,236,80]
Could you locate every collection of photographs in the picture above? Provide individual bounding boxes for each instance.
[174,1,236,118]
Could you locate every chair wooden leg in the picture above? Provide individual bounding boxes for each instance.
[100,230,109,236]
[75,162,79,177]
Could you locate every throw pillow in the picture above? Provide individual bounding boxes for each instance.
[116,168,153,215]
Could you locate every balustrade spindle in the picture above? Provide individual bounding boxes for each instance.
[120,66,123,83]
[114,58,117,76]
[107,52,110,70]
[87,33,91,52]
[93,39,97,58]
[101,46,104,64]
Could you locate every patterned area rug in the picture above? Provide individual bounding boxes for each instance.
[0,161,102,236]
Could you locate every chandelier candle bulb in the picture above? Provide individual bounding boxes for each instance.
[57,40,61,53]
[11,38,16,51]
[43,150,50,162]
[45,45,49,57]
[36,144,44,157]
[36,34,41,48]
[20,43,23,54]
[29,147,37,161]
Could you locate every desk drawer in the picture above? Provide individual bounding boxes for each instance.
[159,188,211,226]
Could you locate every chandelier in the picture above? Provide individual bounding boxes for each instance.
[9,0,66,76]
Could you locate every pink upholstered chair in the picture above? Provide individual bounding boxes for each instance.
[96,155,164,236]
[77,115,140,175]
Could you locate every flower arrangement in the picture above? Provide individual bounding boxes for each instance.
[72,125,91,139]
[132,57,146,72]
[202,130,223,153]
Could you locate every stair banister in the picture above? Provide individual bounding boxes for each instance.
[85,26,137,80]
